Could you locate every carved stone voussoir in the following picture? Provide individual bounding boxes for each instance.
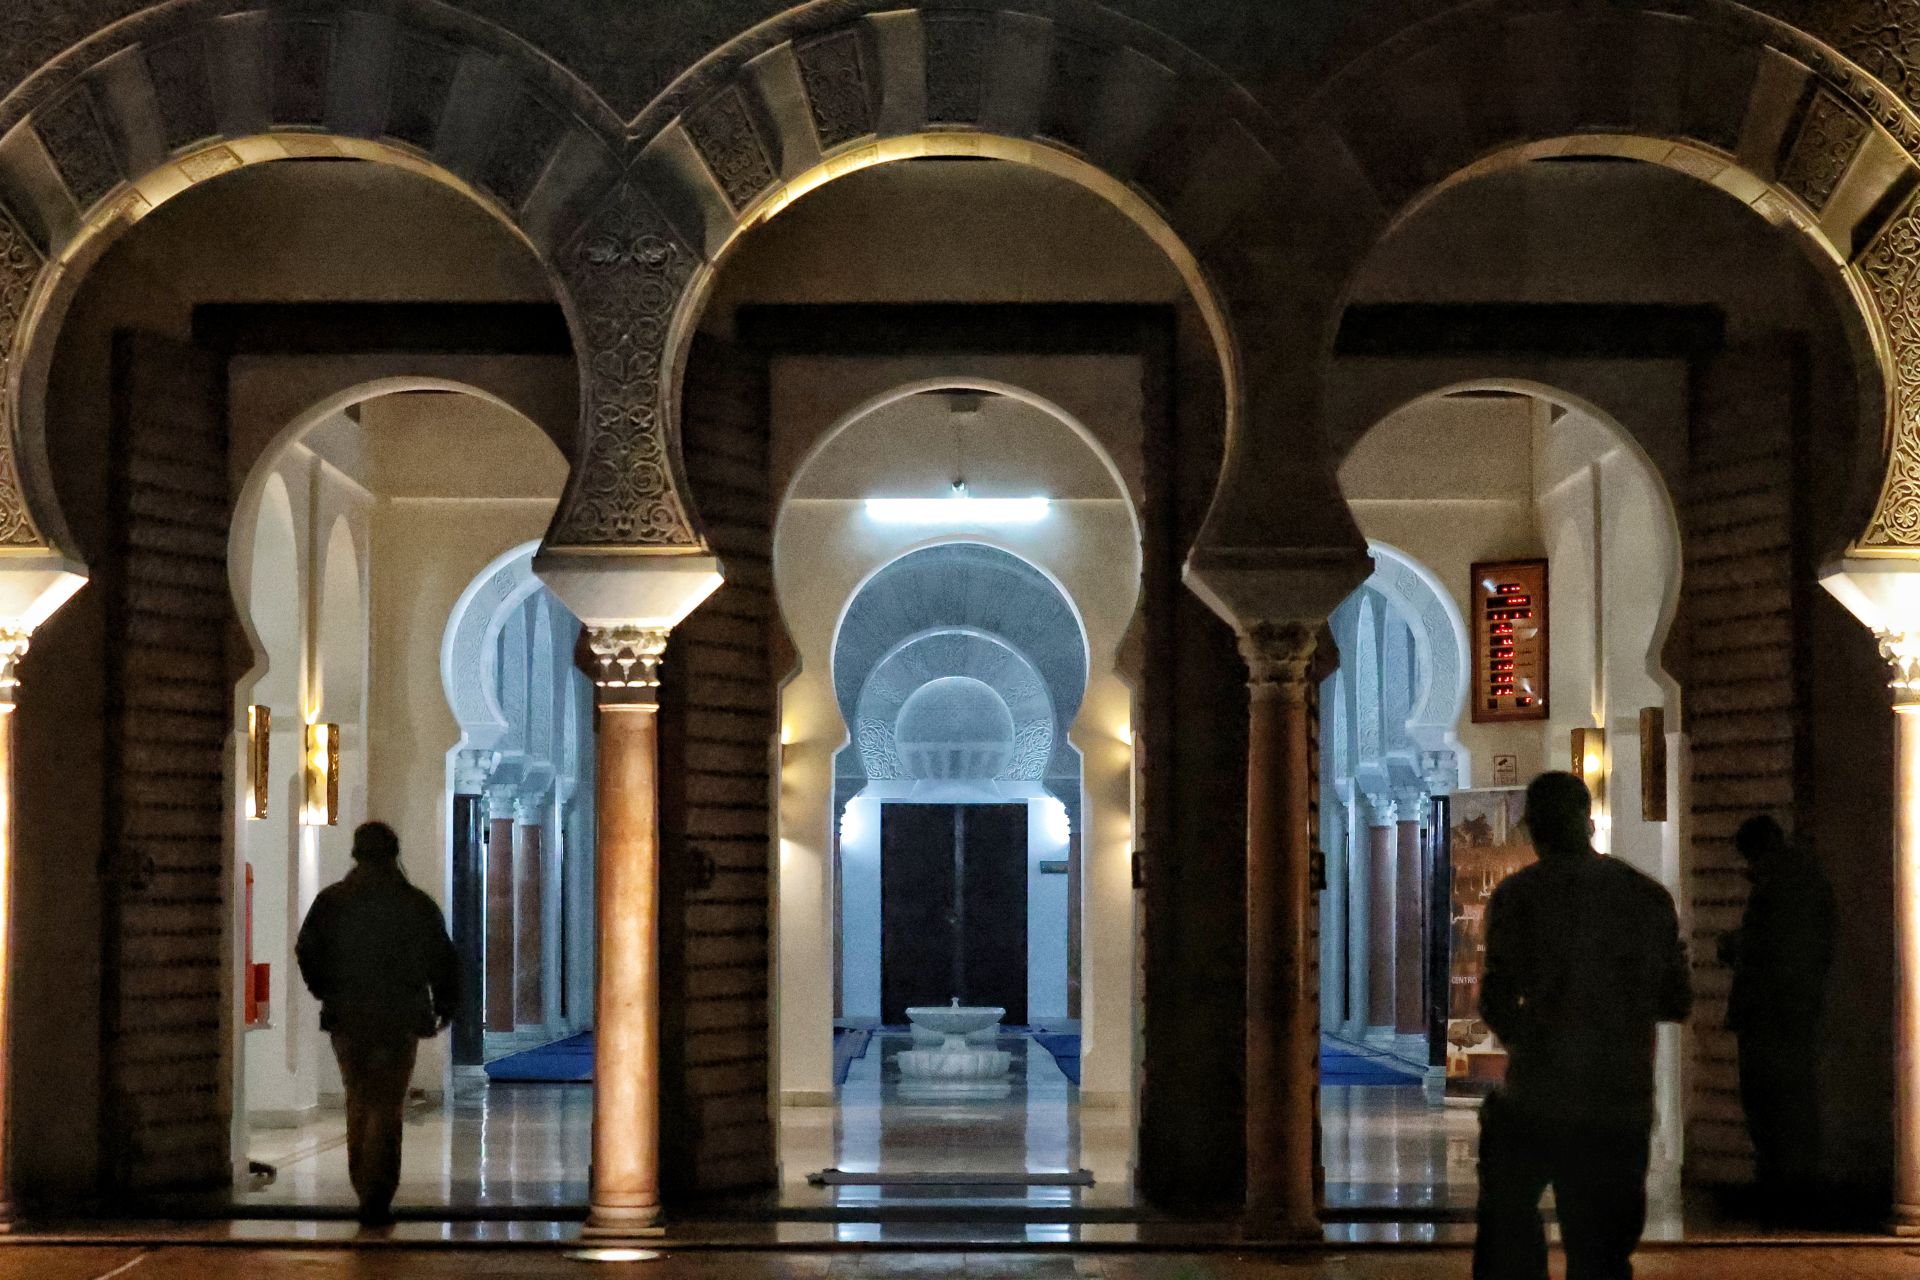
[1861,194,1920,547]
[794,28,872,150]
[686,83,776,212]
[1779,88,1868,212]
[1239,620,1318,699]
[549,184,700,549]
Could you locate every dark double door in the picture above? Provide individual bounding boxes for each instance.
[880,803,1029,1025]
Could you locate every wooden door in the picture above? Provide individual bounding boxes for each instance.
[101,330,234,1199]
[880,803,1029,1024]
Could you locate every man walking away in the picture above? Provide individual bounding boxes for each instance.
[1718,814,1835,1217]
[296,821,458,1226]
[1473,772,1692,1280]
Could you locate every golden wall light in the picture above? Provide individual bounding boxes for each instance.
[1570,726,1607,806]
[246,705,271,820]
[302,722,339,826]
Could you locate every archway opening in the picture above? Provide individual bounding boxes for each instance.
[230,389,587,1212]
[1320,387,1682,1220]
[773,379,1142,1210]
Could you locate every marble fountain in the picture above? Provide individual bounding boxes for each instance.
[898,1001,1012,1100]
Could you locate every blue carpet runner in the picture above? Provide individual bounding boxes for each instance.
[483,1031,593,1083]
[1319,1042,1423,1086]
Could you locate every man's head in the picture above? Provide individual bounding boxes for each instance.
[1522,771,1594,857]
[1734,814,1787,864]
[352,821,400,863]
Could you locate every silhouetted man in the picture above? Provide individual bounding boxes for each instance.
[1474,772,1691,1280]
[1718,814,1835,1214]
[296,822,458,1225]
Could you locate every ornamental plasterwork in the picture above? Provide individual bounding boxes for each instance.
[794,29,872,150]
[549,185,699,548]
[1863,196,1920,545]
[0,209,43,547]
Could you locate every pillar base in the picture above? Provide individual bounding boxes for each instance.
[1890,1203,1920,1237]
[582,1206,665,1239]
[1241,1207,1322,1243]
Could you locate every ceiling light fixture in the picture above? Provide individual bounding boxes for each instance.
[865,483,1050,525]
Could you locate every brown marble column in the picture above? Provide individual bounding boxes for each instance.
[486,790,517,1033]
[0,637,20,1229]
[1363,794,1398,1037]
[1394,790,1428,1049]
[1895,696,1920,1233]
[584,626,671,1238]
[1239,621,1319,1239]
[515,795,547,1028]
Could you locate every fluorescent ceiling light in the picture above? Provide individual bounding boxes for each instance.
[865,492,1050,524]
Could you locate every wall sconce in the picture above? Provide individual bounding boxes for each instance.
[302,722,339,826]
[246,705,271,820]
[1570,726,1606,806]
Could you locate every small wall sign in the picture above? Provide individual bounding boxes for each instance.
[1471,559,1549,723]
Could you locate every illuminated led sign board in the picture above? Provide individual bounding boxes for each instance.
[1471,559,1548,723]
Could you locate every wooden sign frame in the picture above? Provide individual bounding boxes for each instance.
[1471,559,1549,723]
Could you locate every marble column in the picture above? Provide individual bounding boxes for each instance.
[514,791,548,1029]
[1238,621,1320,1239]
[1362,793,1398,1043]
[1394,787,1429,1060]
[0,629,24,1227]
[583,626,671,1238]
[1319,792,1348,1037]
[485,788,518,1033]
[1343,792,1370,1043]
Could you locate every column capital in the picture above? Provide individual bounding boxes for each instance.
[1821,558,1920,706]
[453,750,492,796]
[486,787,519,823]
[514,790,549,827]
[0,626,30,708]
[1361,792,1399,827]
[587,625,671,708]
[1237,621,1318,704]
[1392,787,1431,825]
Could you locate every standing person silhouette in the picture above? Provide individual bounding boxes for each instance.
[296,821,458,1226]
[1473,773,1692,1280]
[1718,814,1835,1216]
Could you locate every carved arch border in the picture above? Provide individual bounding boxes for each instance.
[1288,0,1920,554]
[0,0,617,560]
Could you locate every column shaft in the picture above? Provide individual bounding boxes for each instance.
[1367,822,1395,1031]
[0,706,15,1225]
[1895,706,1920,1232]
[588,704,664,1234]
[486,815,517,1033]
[1394,818,1425,1039]
[516,820,545,1027]
[1241,624,1318,1238]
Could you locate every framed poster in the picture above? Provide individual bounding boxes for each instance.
[1471,559,1548,723]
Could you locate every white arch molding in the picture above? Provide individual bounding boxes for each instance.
[1365,540,1471,789]
[440,541,547,756]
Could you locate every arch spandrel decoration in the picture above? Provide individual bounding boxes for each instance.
[8,3,1920,577]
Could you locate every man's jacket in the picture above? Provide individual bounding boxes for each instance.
[1481,849,1692,1128]
[296,860,459,1039]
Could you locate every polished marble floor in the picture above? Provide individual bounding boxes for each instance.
[238,1035,1682,1234]
[3,1242,1918,1278]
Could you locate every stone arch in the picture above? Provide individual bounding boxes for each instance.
[1365,540,1470,771]
[0,0,610,562]
[542,0,1369,596]
[1351,594,1382,765]
[440,540,546,755]
[1285,1,1920,556]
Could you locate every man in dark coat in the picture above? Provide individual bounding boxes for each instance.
[1474,772,1692,1280]
[296,822,458,1225]
[1717,814,1835,1214]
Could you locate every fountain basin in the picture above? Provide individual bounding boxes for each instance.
[898,1004,1012,1100]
